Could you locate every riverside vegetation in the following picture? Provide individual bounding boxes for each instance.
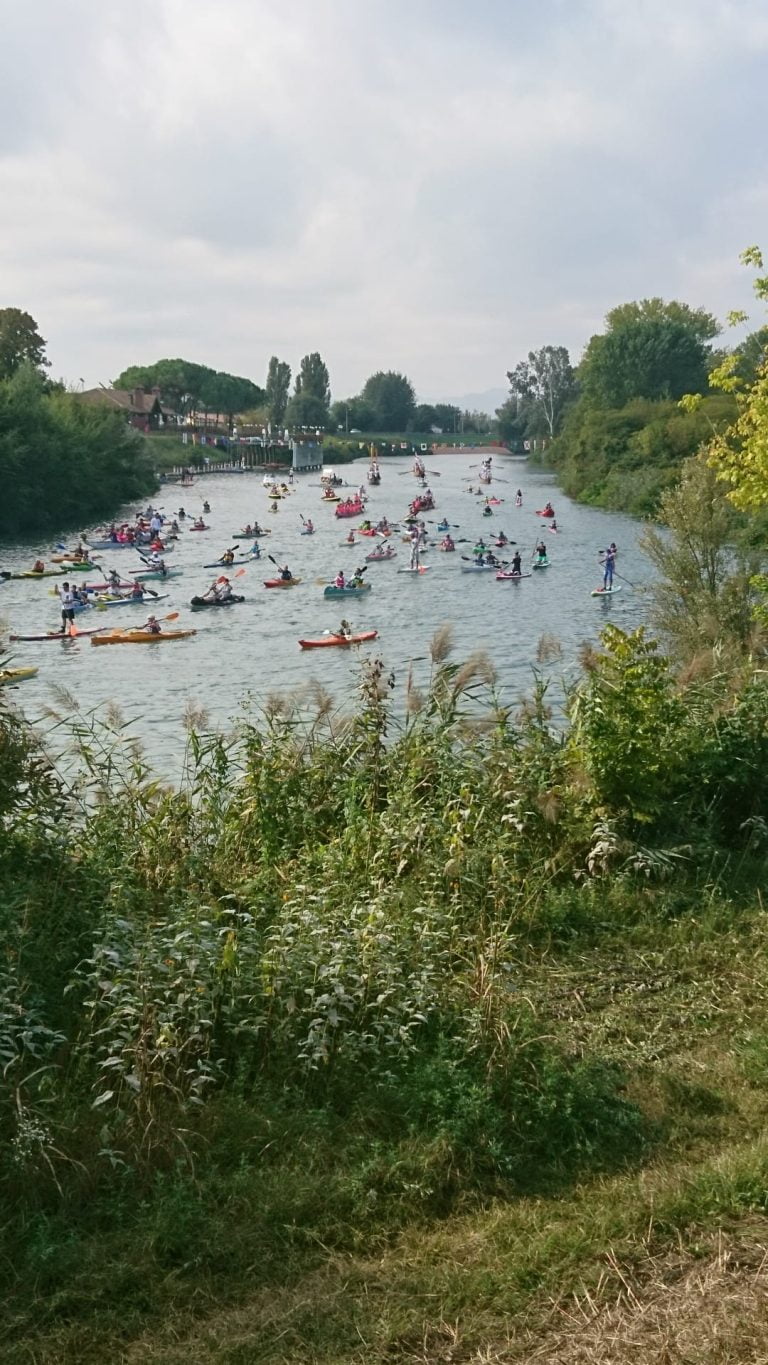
[3,589,768,1361]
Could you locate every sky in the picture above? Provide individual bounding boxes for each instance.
[1,0,767,407]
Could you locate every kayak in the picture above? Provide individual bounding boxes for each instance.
[299,630,378,649]
[2,568,67,579]
[0,667,39,685]
[93,593,169,609]
[202,558,256,568]
[496,571,532,581]
[300,527,316,536]
[189,524,210,531]
[461,563,499,572]
[9,627,109,641]
[323,583,372,597]
[532,559,550,569]
[130,567,183,580]
[263,578,302,588]
[592,585,622,597]
[233,529,271,538]
[436,523,451,532]
[66,561,100,572]
[535,508,555,517]
[91,630,197,646]
[439,544,456,552]
[357,528,379,537]
[321,493,340,502]
[486,498,503,505]
[190,594,246,609]
[85,539,138,551]
[365,550,397,562]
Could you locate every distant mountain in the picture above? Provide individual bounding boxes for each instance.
[426,387,507,414]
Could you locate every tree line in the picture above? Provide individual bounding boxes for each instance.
[497,295,768,516]
[0,310,155,538]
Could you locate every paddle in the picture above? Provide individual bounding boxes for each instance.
[598,555,635,588]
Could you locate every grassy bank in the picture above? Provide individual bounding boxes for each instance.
[2,627,768,1361]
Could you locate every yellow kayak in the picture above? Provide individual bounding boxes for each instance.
[91,629,196,646]
[0,667,39,685]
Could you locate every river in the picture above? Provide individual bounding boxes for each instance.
[0,454,653,773]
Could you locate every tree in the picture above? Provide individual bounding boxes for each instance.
[641,455,756,661]
[502,346,576,438]
[683,247,768,511]
[115,359,209,413]
[265,356,291,428]
[0,308,49,380]
[360,371,416,432]
[199,371,263,428]
[286,352,330,428]
[580,301,717,409]
[330,396,376,432]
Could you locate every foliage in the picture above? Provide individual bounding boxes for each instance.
[286,352,331,428]
[3,629,768,1356]
[641,455,759,659]
[114,358,264,418]
[0,364,156,536]
[546,393,736,516]
[265,355,291,428]
[579,303,717,409]
[698,247,768,510]
[360,370,417,431]
[497,344,576,442]
[0,308,49,381]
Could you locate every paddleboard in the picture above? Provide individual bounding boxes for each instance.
[591,585,622,597]
[398,566,431,573]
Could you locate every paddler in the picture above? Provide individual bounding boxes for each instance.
[542,503,554,518]
[142,615,162,634]
[600,543,617,589]
[304,517,314,534]
[441,534,455,551]
[511,550,522,575]
[334,570,346,589]
[279,563,293,581]
[107,568,122,590]
[32,559,45,574]
[515,490,522,506]
[337,619,352,639]
[215,577,233,602]
[270,501,278,513]
[193,517,206,530]
[346,529,356,544]
[130,581,146,600]
[535,540,548,563]
[220,549,235,565]
[203,501,211,513]
[350,567,366,588]
[58,581,76,633]
[483,505,493,517]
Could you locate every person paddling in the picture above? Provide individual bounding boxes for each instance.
[279,563,293,582]
[58,581,75,634]
[142,615,162,634]
[535,540,548,563]
[600,542,617,590]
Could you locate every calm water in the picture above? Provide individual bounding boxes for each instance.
[0,455,652,772]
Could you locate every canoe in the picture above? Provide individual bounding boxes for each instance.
[233,530,271,538]
[532,559,550,569]
[495,571,532,581]
[335,505,365,519]
[461,563,498,572]
[591,585,622,597]
[2,568,67,579]
[365,551,397,562]
[202,558,256,568]
[9,627,109,641]
[130,567,183,580]
[190,594,246,609]
[263,578,302,588]
[323,583,372,597]
[91,630,196,646]
[85,539,138,551]
[0,667,39,685]
[93,593,169,609]
[299,631,378,649]
[188,524,210,531]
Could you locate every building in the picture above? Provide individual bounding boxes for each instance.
[77,386,174,432]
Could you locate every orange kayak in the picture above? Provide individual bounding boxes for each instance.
[263,578,302,588]
[299,630,378,649]
[91,629,196,645]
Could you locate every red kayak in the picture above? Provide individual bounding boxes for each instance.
[263,577,302,588]
[299,630,378,649]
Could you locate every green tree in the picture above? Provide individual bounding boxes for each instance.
[199,372,264,428]
[286,353,330,428]
[115,359,210,413]
[361,371,416,432]
[580,301,718,409]
[502,345,576,438]
[330,396,376,432]
[265,356,292,428]
[640,455,756,660]
[0,308,49,380]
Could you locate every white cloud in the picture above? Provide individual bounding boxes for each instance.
[1,0,766,397]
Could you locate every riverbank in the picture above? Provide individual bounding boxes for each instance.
[2,608,768,1361]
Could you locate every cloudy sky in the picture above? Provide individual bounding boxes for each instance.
[2,0,767,405]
